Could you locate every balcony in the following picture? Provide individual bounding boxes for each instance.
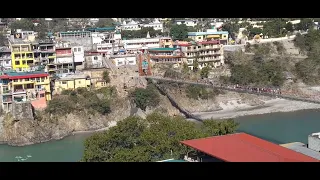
[2,96,12,103]
[12,89,26,95]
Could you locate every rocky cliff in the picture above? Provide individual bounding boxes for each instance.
[0,93,180,146]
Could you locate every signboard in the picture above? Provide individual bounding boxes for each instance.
[142,60,148,70]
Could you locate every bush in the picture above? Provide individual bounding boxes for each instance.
[102,70,111,83]
[185,85,222,100]
[130,84,160,111]
[45,96,75,115]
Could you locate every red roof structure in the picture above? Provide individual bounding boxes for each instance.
[181,133,319,162]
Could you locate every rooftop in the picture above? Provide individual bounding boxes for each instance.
[86,27,116,32]
[148,48,177,51]
[181,133,319,162]
[58,73,89,80]
[0,71,48,80]
[280,142,320,160]
[157,159,186,162]
[188,31,229,36]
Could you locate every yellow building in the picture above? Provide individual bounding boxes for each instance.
[54,74,91,93]
[94,80,108,89]
[0,71,51,112]
[10,43,35,71]
[187,30,229,45]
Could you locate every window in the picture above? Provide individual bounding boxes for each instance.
[13,79,18,82]
[223,35,226,38]
[62,81,67,84]
[73,48,77,52]
[40,94,45,98]
[5,61,9,64]
[93,56,98,60]
[41,77,45,82]
[198,37,201,39]
[78,81,81,84]
[78,48,81,52]
[15,61,20,65]
[22,60,26,65]
[25,78,29,81]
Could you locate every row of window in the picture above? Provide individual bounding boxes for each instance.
[12,77,47,83]
[14,60,34,65]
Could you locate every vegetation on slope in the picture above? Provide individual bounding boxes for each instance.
[129,84,160,111]
[81,113,239,162]
[45,87,117,116]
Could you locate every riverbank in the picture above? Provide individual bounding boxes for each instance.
[193,98,320,120]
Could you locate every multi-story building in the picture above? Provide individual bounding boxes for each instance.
[142,19,163,32]
[57,31,92,51]
[36,41,56,75]
[110,54,137,67]
[182,40,224,70]
[10,42,35,71]
[84,52,104,69]
[55,46,74,74]
[187,29,229,45]
[159,37,173,48]
[0,71,51,112]
[122,38,160,53]
[54,73,91,94]
[121,20,141,31]
[148,48,184,64]
[0,47,12,70]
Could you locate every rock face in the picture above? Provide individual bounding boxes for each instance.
[0,98,132,146]
[12,102,34,121]
[0,93,180,146]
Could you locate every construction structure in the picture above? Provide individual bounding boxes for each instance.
[138,54,152,76]
[148,48,184,64]
[181,132,319,162]
[0,71,51,112]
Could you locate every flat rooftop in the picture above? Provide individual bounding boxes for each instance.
[281,142,320,160]
[58,73,89,80]
[181,133,319,162]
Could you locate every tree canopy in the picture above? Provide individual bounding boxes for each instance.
[170,24,195,41]
[95,18,115,28]
[129,84,160,111]
[81,113,239,162]
[121,27,162,39]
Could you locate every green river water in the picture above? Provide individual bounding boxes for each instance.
[1,109,320,162]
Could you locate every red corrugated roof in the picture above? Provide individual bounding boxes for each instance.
[0,74,48,80]
[181,133,319,162]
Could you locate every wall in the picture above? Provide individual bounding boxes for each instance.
[112,56,136,66]
[55,79,91,92]
[12,102,34,121]
[308,135,320,152]
[56,56,73,64]
[59,37,92,51]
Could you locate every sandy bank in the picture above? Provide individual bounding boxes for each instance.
[72,121,117,135]
[193,98,320,120]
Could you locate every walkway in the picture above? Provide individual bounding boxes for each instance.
[146,76,320,105]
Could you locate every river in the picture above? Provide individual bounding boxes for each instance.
[1,109,320,162]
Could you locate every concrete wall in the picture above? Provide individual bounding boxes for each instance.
[60,37,92,51]
[12,102,34,121]
[308,135,320,152]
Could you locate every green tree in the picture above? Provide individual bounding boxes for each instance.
[170,24,189,40]
[182,62,189,74]
[296,18,313,31]
[200,66,210,79]
[130,84,160,111]
[102,70,111,83]
[285,22,294,32]
[9,18,35,31]
[81,113,239,162]
[230,64,256,85]
[192,54,199,72]
[0,33,7,46]
[95,18,115,28]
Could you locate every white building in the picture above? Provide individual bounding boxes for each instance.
[121,20,141,31]
[142,19,163,32]
[72,46,85,63]
[84,53,103,69]
[122,38,160,53]
[110,54,136,67]
[174,20,198,27]
[0,47,11,70]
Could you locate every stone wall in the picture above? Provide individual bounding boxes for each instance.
[12,102,34,121]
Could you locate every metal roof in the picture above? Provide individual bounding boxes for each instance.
[181,133,319,162]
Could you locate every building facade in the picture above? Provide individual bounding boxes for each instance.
[110,54,137,67]
[182,40,224,70]
[122,38,160,53]
[0,71,51,112]
[187,29,229,45]
[0,47,12,70]
[54,73,91,94]
[148,48,184,64]
[10,43,35,71]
